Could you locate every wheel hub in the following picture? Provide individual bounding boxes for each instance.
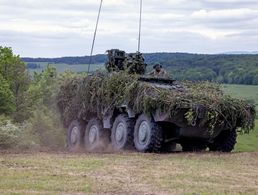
[89,125,98,144]
[138,121,149,144]
[71,126,79,145]
[115,122,126,142]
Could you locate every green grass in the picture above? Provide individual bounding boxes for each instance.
[222,84,258,100]
[1,152,258,194]
[0,153,99,194]
[235,120,258,152]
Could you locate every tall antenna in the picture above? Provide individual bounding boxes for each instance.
[87,0,103,74]
[138,0,143,52]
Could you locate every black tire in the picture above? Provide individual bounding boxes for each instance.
[67,120,84,151]
[84,118,108,152]
[111,114,134,151]
[209,130,237,152]
[134,114,163,153]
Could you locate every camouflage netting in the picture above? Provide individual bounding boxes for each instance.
[105,50,146,74]
[57,72,256,134]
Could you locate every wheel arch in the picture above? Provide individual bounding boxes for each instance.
[103,105,136,129]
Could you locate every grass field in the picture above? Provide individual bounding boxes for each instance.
[235,120,258,152]
[1,83,257,194]
[223,84,258,101]
[1,152,258,195]
[27,62,104,73]
[223,84,258,113]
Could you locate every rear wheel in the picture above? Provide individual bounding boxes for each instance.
[84,118,107,152]
[209,130,237,152]
[67,120,84,151]
[111,114,134,151]
[134,114,163,153]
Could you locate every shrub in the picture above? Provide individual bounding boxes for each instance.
[0,119,20,149]
[0,117,40,149]
[29,106,66,149]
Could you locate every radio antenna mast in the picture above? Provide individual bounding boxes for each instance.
[87,0,103,74]
[138,0,143,52]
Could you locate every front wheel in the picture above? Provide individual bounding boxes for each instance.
[134,114,163,153]
[209,130,237,152]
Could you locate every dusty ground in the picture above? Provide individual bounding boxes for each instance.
[0,151,258,195]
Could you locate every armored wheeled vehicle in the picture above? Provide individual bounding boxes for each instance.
[57,49,256,153]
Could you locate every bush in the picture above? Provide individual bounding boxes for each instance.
[28,106,65,149]
[0,110,65,150]
[0,116,40,149]
[0,119,20,148]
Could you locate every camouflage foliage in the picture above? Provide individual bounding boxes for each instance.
[105,49,146,75]
[57,72,256,135]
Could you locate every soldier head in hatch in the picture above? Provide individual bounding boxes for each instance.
[153,63,162,72]
[148,63,169,78]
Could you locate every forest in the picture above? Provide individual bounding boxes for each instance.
[23,52,258,85]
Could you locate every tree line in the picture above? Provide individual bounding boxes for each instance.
[23,52,258,85]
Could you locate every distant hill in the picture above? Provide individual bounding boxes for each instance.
[22,54,107,65]
[23,52,258,85]
[220,51,258,55]
[22,52,258,66]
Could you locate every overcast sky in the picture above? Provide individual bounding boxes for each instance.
[0,0,258,57]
